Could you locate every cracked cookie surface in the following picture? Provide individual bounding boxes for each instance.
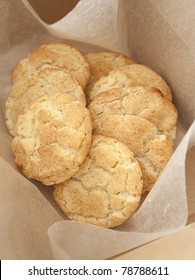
[5,68,86,137]
[93,115,173,192]
[85,51,135,96]
[11,93,92,186]
[88,86,178,139]
[89,64,172,102]
[54,135,143,228]
[12,42,90,89]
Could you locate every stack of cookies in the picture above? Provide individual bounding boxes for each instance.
[4,42,178,228]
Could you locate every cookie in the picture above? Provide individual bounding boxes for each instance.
[12,42,91,89]
[5,68,86,137]
[88,64,172,102]
[85,51,135,96]
[88,86,178,139]
[93,115,173,192]
[11,94,92,186]
[53,135,143,228]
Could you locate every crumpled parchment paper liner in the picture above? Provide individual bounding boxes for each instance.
[22,0,122,52]
[0,0,195,259]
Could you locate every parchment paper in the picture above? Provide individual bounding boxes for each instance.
[0,0,195,259]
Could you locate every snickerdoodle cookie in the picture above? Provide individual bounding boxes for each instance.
[12,42,90,89]
[11,94,92,186]
[88,64,172,102]
[5,68,86,136]
[53,135,143,228]
[88,86,178,139]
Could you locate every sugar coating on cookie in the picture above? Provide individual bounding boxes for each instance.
[89,64,172,102]
[88,86,178,138]
[5,68,86,137]
[54,135,143,228]
[12,42,91,89]
[11,94,92,186]
[85,51,135,95]
[93,115,173,192]
[12,58,36,83]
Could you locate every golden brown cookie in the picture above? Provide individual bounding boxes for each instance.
[12,42,91,89]
[85,51,135,96]
[88,86,178,139]
[53,135,143,228]
[93,115,173,192]
[5,68,86,137]
[88,64,172,102]
[11,94,92,186]
[12,57,37,82]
